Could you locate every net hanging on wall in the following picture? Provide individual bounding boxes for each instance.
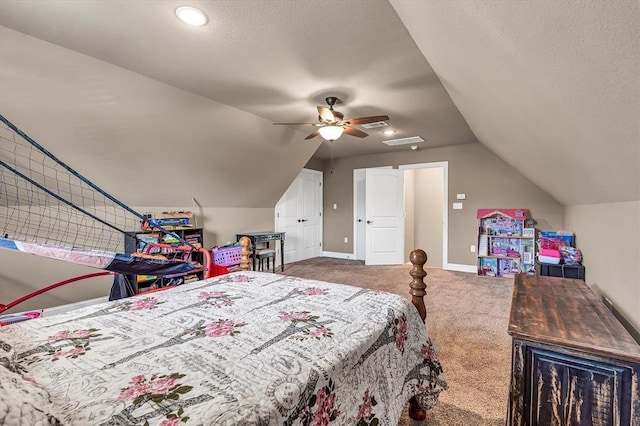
[0,116,144,253]
[0,115,188,254]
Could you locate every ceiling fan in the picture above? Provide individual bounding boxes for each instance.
[273,96,390,141]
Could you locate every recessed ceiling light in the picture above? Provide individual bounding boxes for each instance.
[383,130,396,136]
[175,6,208,26]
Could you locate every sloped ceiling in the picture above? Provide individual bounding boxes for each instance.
[0,1,638,209]
[391,0,639,205]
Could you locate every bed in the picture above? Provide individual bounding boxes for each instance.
[1,116,446,424]
[0,247,446,425]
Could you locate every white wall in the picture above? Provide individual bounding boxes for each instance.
[564,201,640,332]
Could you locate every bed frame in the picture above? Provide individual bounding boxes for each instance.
[237,236,432,420]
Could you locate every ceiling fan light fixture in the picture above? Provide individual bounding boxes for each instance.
[175,6,208,26]
[318,125,344,141]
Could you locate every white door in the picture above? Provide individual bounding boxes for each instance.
[277,179,300,265]
[365,168,404,265]
[276,169,323,265]
[299,170,322,260]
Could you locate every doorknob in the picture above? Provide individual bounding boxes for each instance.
[301,219,308,222]
[366,220,374,224]
[297,219,301,222]
[357,219,363,223]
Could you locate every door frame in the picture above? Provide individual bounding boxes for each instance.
[354,162,449,268]
[399,162,448,268]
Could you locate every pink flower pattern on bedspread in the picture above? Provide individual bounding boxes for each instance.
[355,389,379,426]
[394,313,408,352]
[0,271,447,425]
[117,373,193,424]
[299,378,340,425]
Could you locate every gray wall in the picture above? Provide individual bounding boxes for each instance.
[320,142,564,266]
[303,157,325,172]
[413,168,444,268]
[565,201,640,332]
[403,170,416,263]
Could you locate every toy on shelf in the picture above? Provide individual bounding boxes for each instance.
[537,230,581,266]
[476,209,536,278]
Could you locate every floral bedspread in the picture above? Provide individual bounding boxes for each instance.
[0,271,447,425]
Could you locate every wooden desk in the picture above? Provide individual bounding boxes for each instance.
[507,274,640,425]
[235,231,285,272]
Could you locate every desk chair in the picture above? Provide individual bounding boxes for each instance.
[252,248,276,272]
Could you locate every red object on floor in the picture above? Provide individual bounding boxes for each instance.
[209,264,229,276]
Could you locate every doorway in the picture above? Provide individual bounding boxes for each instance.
[354,162,448,267]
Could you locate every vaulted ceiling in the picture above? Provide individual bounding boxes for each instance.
[0,1,637,208]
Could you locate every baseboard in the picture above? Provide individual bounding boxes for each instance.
[43,296,109,317]
[444,263,477,273]
[322,251,356,260]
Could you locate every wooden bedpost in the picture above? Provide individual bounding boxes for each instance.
[409,249,428,322]
[239,236,251,271]
[408,248,428,421]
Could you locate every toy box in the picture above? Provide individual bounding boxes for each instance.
[142,211,194,230]
[539,230,574,247]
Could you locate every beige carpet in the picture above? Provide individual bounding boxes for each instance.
[278,256,512,426]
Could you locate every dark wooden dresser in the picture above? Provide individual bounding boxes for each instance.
[507,274,640,425]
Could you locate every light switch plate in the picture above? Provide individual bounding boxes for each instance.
[456,193,466,200]
[453,202,463,210]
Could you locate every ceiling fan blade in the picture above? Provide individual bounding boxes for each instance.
[317,106,335,122]
[273,122,318,126]
[343,126,369,138]
[304,130,320,140]
[345,115,390,126]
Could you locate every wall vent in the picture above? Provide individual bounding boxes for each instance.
[361,121,388,129]
[382,136,425,146]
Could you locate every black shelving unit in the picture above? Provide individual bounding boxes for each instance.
[537,262,585,280]
[123,227,205,293]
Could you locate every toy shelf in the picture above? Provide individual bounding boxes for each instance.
[124,227,205,293]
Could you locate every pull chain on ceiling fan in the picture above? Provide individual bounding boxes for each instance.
[273,96,390,141]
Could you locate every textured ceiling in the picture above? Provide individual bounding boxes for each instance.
[0,1,476,160]
[391,0,639,205]
[0,0,638,208]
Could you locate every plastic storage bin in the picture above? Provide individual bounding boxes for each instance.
[212,245,242,266]
[539,230,575,247]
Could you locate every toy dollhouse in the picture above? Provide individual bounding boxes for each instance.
[477,209,535,278]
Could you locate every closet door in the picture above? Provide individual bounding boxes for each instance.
[276,169,323,265]
[277,178,301,265]
[298,170,322,260]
